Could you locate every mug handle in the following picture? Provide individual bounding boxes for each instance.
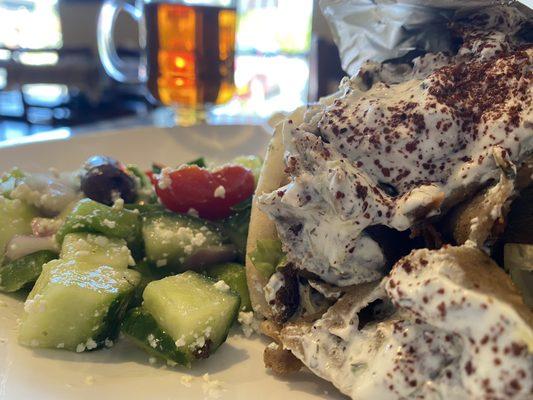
[97,0,145,83]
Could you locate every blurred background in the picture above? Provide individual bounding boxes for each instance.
[0,0,345,143]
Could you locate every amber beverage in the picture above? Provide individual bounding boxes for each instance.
[144,2,236,107]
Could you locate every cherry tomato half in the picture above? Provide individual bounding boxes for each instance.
[154,165,254,220]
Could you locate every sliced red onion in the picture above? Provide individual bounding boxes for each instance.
[9,172,81,217]
[183,245,237,270]
[5,235,58,261]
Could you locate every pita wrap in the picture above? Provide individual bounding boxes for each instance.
[241,1,532,398]
[279,245,533,399]
[245,106,306,317]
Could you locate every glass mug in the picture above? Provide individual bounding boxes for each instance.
[97,0,237,115]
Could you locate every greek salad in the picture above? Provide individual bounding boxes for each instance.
[0,154,261,367]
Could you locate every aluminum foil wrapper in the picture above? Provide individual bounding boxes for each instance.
[319,0,532,75]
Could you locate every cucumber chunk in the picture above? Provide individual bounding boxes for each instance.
[0,251,57,293]
[122,307,190,366]
[0,197,37,264]
[142,211,230,271]
[56,198,142,246]
[138,271,240,365]
[19,261,140,351]
[60,233,132,269]
[19,234,140,351]
[205,263,251,311]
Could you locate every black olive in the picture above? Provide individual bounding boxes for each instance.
[80,155,137,205]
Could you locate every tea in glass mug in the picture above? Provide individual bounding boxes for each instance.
[98,0,236,108]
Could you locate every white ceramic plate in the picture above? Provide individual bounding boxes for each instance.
[0,125,343,400]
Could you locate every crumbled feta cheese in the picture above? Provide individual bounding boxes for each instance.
[76,343,86,353]
[86,338,98,350]
[148,357,158,365]
[204,326,212,338]
[56,343,65,349]
[104,338,114,348]
[191,232,206,247]
[147,333,159,348]
[156,259,167,267]
[158,167,173,190]
[190,335,206,349]
[213,280,230,292]
[201,373,225,399]
[213,185,226,199]
[175,336,186,347]
[187,208,199,218]
[9,186,40,210]
[180,375,193,388]
[238,311,261,338]
[32,217,62,236]
[102,219,116,229]
[112,198,124,210]
[110,190,121,202]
